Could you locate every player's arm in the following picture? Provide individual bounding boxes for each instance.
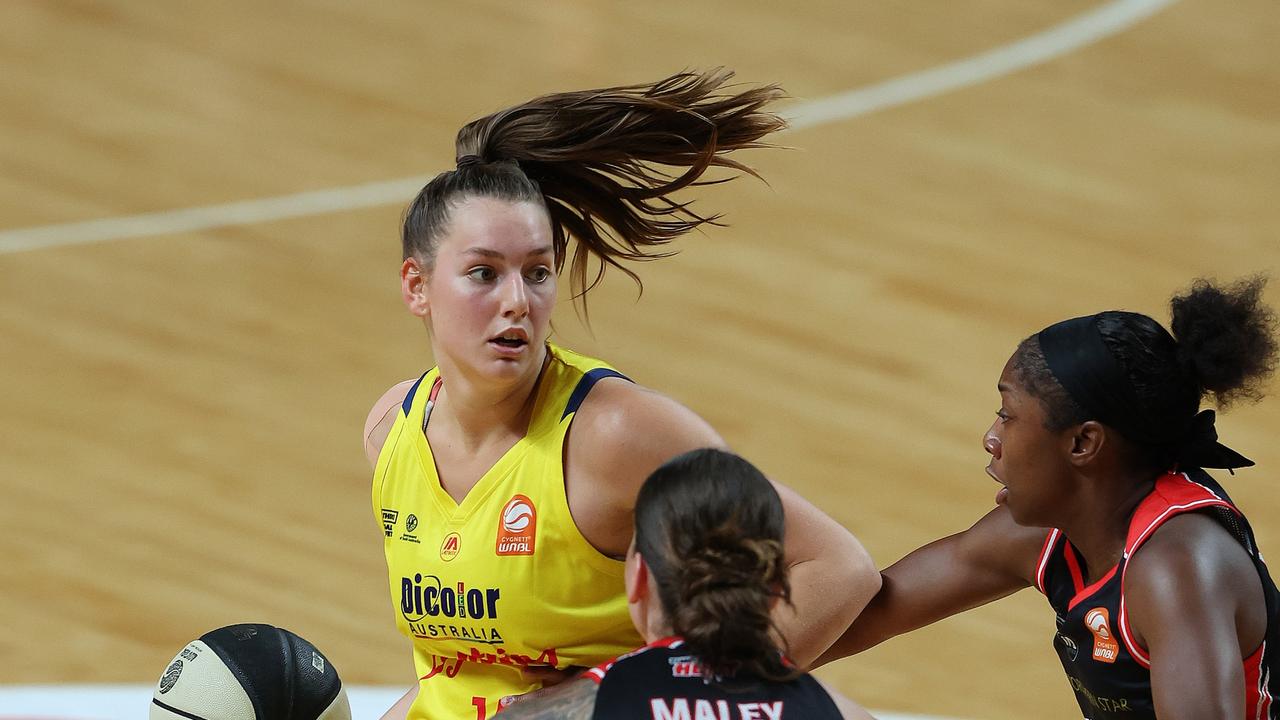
[377,684,418,720]
[363,380,421,720]
[495,677,598,718]
[1124,513,1265,720]
[363,379,417,468]
[570,380,880,666]
[815,506,1046,666]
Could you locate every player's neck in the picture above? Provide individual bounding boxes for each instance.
[1060,471,1155,582]
[432,353,548,450]
[642,605,674,644]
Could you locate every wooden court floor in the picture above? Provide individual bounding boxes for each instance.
[2,2,1278,718]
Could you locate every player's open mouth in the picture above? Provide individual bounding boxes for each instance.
[987,465,1008,505]
[489,329,529,352]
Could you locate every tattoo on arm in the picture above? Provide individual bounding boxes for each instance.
[499,678,597,719]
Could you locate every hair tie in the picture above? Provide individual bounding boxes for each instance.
[456,154,483,168]
[1174,409,1253,472]
[1036,315,1253,471]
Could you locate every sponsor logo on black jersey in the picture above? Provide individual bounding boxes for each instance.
[1084,607,1119,663]
[1056,632,1079,662]
[668,654,703,678]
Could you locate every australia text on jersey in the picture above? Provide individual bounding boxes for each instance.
[402,573,503,643]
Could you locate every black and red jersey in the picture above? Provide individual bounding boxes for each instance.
[584,637,843,719]
[1035,469,1279,719]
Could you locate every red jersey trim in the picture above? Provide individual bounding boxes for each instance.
[1035,529,1061,595]
[1063,543,1086,595]
[1245,641,1271,720]
[1117,472,1238,667]
[1067,564,1119,613]
[584,636,685,685]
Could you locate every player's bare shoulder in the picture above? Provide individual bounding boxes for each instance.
[569,377,724,464]
[363,378,418,469]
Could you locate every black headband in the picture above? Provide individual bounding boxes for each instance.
[1036,314,1253,471]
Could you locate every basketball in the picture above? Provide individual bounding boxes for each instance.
[150,623,351,720]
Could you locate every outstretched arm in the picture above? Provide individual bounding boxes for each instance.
[815,506,1046,666]
[377,685,417,720]
[569,379,881,666]
[496,678,598,718]
[771,480,879,666]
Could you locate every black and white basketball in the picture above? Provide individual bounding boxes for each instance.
[150,623,351,720]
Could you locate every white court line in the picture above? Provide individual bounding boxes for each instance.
[0,685,964,720]
[0,0,1177,256]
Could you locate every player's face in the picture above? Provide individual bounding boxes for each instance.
[416,197,557,383]
[983,355,1075,526]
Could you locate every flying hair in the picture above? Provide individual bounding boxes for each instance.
[401,69,787,320]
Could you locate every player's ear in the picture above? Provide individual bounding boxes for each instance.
[626,552,650,603]
[402,257,430,317]
[1068,420,1106,466]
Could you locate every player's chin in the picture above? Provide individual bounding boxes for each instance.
[479,353,536,379]
[1003,495,1048,528]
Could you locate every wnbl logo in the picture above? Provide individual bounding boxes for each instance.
[496,495,536,556]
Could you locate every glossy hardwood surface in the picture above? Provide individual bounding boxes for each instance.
[2,2,1277,718]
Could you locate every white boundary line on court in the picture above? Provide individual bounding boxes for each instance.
[0,685,961,720]
[0,0,1176,256]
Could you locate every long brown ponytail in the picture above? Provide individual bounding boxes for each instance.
[402,69,785,305]
[634,448,796,682]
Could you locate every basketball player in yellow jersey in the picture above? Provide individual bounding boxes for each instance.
[362,70,881,720]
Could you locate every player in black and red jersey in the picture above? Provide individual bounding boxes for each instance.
[498,448,873,720]
[820,276,1280,719]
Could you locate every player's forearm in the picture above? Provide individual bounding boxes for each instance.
[378,685,417,720]
[778,531,881,667]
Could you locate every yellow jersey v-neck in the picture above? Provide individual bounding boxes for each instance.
[411,368,552,522]
[373,342,644,720]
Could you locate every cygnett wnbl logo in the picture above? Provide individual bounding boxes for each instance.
[401,573,500,622]
[496,494,536,556]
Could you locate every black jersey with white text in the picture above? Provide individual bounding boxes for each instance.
[1035,469,1279,719]
[584,638,843,720]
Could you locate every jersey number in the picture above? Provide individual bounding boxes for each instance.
[472,696,487,720]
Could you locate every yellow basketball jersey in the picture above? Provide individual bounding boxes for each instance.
[372,343,644,720]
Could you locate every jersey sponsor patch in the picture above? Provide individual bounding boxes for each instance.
[381,508,399,537]
[496,494,536,556]
[440,532,461,561]
[668,655,703,678]
[1084,607,1119,663]
[1056,632,1079,662]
